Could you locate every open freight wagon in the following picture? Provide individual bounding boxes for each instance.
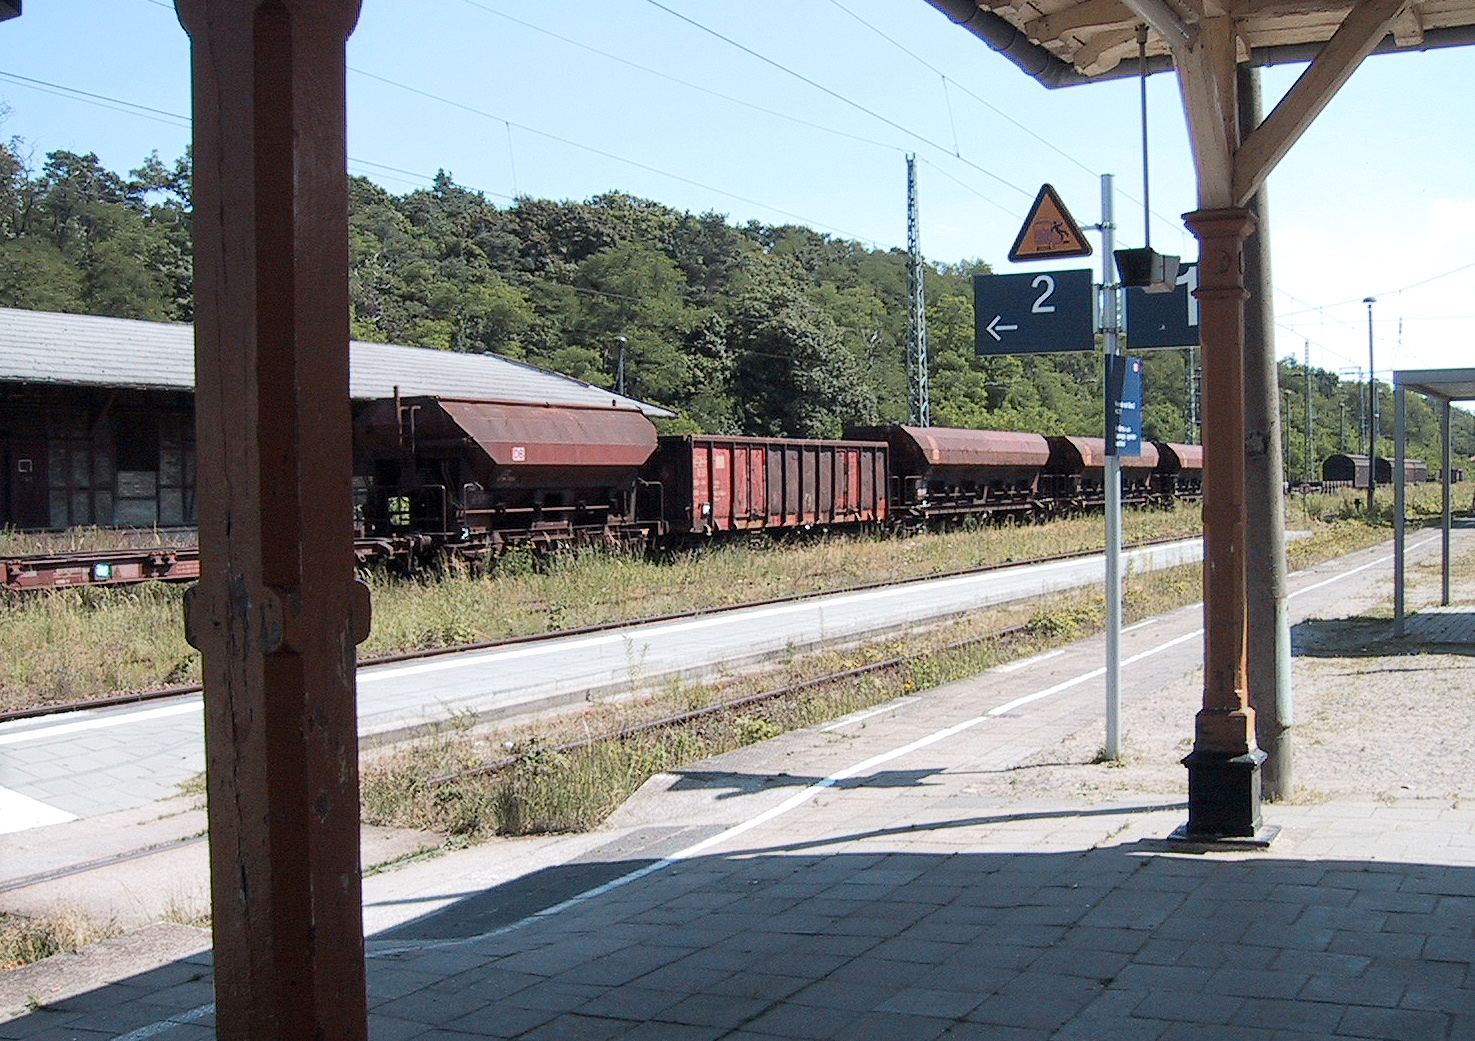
[644,434,889,540]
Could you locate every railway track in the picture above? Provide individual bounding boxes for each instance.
[0,534,1198,725]
[0,622,1037,906]
[425,621,1037,787]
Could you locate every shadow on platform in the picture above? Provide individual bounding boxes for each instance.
[9,802,1470,1039]
[1291,614,1475,658]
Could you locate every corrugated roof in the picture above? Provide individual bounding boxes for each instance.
[0,307,671,417]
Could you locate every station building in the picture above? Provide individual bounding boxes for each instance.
[0,307,662,531]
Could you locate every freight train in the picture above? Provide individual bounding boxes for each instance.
[353,395,1204,563]
[1320,453,1430,489]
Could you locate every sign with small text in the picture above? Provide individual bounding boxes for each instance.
[1105,354,1142,457]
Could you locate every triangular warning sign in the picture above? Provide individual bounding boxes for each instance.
[1008,184,1093,262]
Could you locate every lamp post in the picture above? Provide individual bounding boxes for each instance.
[613,334,627,397]
[1363,297,1376,519]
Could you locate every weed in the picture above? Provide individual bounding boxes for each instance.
[733,714,782,744]
[0,910,119,973]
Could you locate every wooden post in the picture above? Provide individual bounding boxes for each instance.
[174,2,370,1038]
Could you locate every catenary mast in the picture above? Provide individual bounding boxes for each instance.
[906,154,929,427]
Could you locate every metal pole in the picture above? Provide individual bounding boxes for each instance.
[1239,65,1291,802]
[1304,341,1313,486]
[614,335,627,397]
[1394,382,1406,636]
[1102,173,1123,761]
[1443,400,1452,605]
[1365,298,1377,519]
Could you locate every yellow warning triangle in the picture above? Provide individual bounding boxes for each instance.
[1008,183,1093,262]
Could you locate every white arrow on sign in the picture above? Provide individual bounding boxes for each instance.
[986,315,1019,342]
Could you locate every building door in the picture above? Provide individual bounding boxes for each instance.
[4,439,50,528]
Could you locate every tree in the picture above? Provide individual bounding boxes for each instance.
[729,261,876,437]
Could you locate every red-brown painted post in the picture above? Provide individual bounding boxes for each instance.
[174,2,370,1038]
[1180,207,1266,839]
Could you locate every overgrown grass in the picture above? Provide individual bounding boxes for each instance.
[0,910,119,974]
[2,488,1460,714]
[0,583,195,712]
[0,526,194,556]
[357,504,1207,656]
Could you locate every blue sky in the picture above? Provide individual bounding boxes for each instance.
[2,0,1471,381]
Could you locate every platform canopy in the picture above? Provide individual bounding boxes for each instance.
[1393,368,1475,635]
[1396,368,1475,403]
[926,0,1475,86]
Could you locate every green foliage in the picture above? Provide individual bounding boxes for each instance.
[0,141,192,321]
[1278,356,1475,482]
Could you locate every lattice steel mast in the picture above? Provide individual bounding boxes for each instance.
[906,154,930,427]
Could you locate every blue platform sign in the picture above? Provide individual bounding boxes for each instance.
[1105,354,1142,457]
[1124,262,1197,348]
[973,269,1094,355]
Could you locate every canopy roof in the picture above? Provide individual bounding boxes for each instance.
[925,0,1475,86]
[1394,367,1475,402]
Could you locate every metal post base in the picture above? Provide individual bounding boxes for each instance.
[1172,747,1275,845]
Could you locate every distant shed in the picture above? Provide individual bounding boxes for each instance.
[0,307,666,530]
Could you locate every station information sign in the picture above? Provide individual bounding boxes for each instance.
[973,269,1094,356]
[1124,262,1198,348]
[1105,354,1143,456]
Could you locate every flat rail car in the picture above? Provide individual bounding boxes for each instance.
[1,546,200,591]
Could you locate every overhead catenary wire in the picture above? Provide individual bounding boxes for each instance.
[642,0,1034,202]
[1278,259,1475,320]
[819,0,1185,244]
[0,55,894,250]
[348,67,891,248]
[454,0,907,159]
[34,0,1102,258]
